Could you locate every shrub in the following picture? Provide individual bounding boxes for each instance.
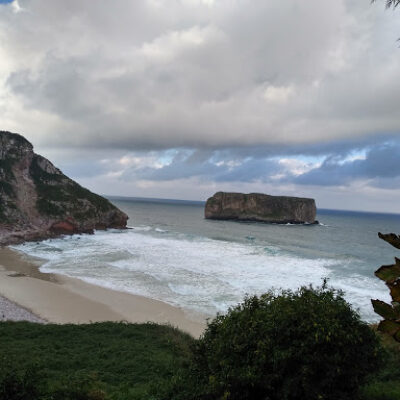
[185,286,382,400]
[0,365,41,400]
[45,373,108,400]
[360,327,400,400]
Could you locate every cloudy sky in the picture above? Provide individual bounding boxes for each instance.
[1,0,400,212]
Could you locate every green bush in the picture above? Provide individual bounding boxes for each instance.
[0,365,41,400]
[44,373,108,400]
[182,286,382,400]
[360,329,400,400]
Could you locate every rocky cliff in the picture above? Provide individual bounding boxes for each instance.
[205,192,317,224]
[0,131,128,244]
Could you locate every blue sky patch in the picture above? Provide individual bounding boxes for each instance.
[0,0,13,4]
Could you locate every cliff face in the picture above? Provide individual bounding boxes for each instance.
[0,131,128,244]
[205,192,317,224]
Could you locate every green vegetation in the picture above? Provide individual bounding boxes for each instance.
[0,131,32,147]
[0,158,16,223]
[0,181,14,197]
[363,232,400,400]
[29,154,115,219]
[0,322,194,400]
[361,329,400,400]
[2,284,400,400]
[1,286,397,400]
[167,286,382,400]
[0,159,17,184]
[371,233,400,342]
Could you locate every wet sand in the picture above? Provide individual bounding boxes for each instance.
[0,247,205,337]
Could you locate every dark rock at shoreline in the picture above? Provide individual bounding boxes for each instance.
[0,130,128,245]
[205,192,317,224]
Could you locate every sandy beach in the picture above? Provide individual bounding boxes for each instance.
[0,246,205,337]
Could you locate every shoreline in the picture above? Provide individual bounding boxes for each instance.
[0,247,206,337]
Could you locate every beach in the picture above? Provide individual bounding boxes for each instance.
[0,246,205,337]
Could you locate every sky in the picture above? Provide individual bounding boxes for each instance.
[1,0,400,213]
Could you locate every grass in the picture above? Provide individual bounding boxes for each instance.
[0,321,194,400]
[1,321,399,400]
[360,330,400,400]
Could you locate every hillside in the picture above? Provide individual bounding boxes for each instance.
[0,131,128,244]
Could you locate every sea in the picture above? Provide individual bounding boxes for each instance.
[11,197,400,322]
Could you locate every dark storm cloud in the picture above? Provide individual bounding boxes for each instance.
[1,0,400,152]
[119,140,400,189]
[294,143,400,186]
[129,149,281,183]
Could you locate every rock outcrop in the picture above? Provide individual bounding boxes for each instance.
[205,192,317,224]
[0,131,128,245]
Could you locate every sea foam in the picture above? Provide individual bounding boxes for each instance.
[12,227,390,321]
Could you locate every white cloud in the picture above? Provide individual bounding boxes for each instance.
[263,85,295,104]
[11,0,24,13]
[140,25,224,62]
[278,158,319,176]
[2,0,398,151]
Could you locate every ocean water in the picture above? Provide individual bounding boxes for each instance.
[11,197,400,322]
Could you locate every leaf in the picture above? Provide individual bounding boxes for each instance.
[392,302,400,315]
[371,299,399,320]
[378,232,400,250]
[394,329,400,343]
[375,258,400,283]
[378,320,400,336]
[390,281,400,303]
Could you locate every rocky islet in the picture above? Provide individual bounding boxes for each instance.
[205,191,317,224]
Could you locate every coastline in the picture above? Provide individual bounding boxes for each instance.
[0,247,205,337]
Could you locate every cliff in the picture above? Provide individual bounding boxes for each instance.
[205,192,317,224]
[0,131,128,244]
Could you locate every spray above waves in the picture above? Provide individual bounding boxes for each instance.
[11,226,390,321]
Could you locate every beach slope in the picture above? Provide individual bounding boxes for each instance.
[0,247,204,337]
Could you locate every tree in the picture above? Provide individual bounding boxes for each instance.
[183,286,381,400]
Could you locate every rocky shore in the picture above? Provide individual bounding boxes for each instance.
[0,131,128,245]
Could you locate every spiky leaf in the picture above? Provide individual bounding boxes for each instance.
[371,299,399,320]
[378,320,400,336]
[375,259,400,283]
[393,302,400,314]
[378,232,400,250]
[390,282,400,303]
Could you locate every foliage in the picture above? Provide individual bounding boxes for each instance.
[371,233,400,341]
[29,154,115,218]
[0,365,41,400]
[0,159,16,184]
[360,328,400,400]
[177,286,382,400]
[0,322,194,400]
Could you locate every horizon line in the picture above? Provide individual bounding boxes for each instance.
[104,194,400,217]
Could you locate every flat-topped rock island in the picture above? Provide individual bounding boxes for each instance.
[205,192,317,224]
